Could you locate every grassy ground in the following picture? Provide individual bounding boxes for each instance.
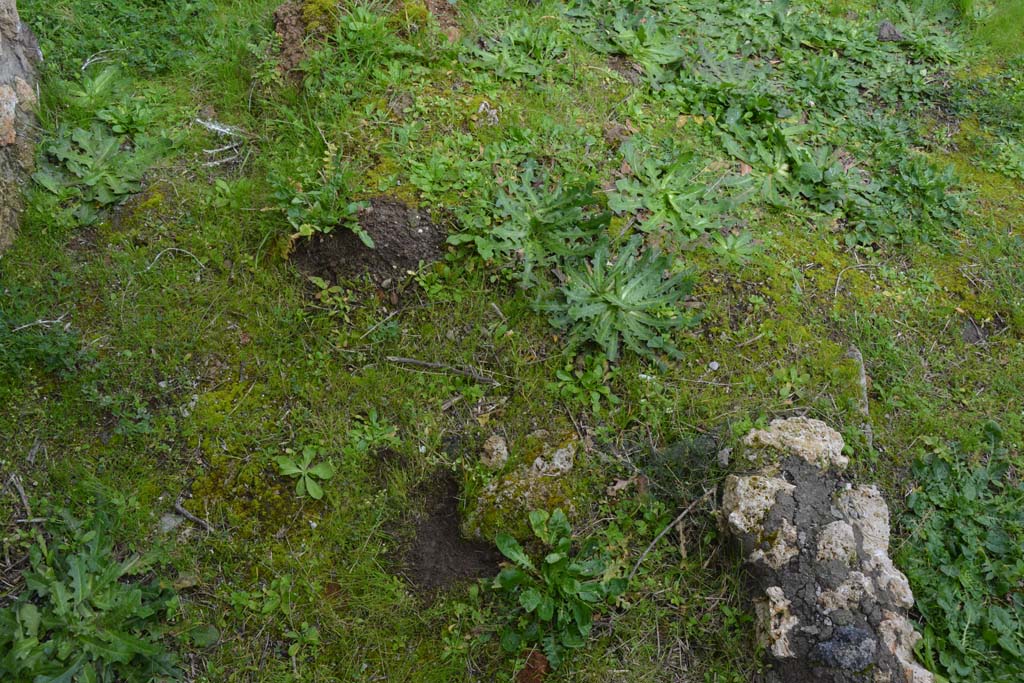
[2,0,1022,681]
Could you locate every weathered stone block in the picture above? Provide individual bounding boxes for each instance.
[722,417,934,683]
[0,0,40,252]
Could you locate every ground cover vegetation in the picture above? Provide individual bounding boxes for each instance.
[1,0,1022,680]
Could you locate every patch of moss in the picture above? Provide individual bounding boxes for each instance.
[188,453,300,539]
[461,430,595,541]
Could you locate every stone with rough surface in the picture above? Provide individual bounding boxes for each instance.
[0,0,40,252]
[745,416,849,468]
[721,417,933,683]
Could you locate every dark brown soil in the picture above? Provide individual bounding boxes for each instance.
[291,196,446,286]
[425,0,459,31]
[400,470,502,593]
[274,1,308,76]
[516,651,551,683]
[608,55,643,84]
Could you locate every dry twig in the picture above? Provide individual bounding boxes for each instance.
[384,356,498,385]
[629,488,715,581]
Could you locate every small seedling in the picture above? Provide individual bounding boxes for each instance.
[276,446,335,500]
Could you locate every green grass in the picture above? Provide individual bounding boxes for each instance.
[2,0,1023,680]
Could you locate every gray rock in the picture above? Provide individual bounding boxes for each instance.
[722,417,934,683]
[0,0,40,252]
[813,625,876,670]
[878,20,907,42]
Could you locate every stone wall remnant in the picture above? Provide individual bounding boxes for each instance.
[722,417,934,683]
[0,0,40,252]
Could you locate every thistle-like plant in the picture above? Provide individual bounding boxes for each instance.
[540,236,697,364]
[451,162,610,289]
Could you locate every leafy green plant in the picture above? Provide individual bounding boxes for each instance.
[450,162,610,288]
[710,229,760,265]
[275,145,370,246]
[539,236,697,364]
[348,409,399,453]
[898,430,1024,683]
[492,510,627,669]
[308,276,354,322]
[982,136,1024,181]
[33,122,167,226]
[275,445,335,499]
[0,510,181,682]
[548,353,621,414]
[468,20,567,80]
[609,140,739,238]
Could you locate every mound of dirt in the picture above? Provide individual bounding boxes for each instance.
[292,196,445,286]
[274,1,308,75]
[425,0,459,33]
[401,471,502,593]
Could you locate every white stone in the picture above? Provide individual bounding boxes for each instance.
[879,611,935,683]
[838,485,890,554]
[722,474,795,535]
[744,417,848,469]
[481,434,508,469]
[755,586,799,658]
[752,518,799,569]
[817,520,857,564]
[865,551,915,609]
[818,571,874,613]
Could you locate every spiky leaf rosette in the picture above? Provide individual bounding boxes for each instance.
[541,236,697,364]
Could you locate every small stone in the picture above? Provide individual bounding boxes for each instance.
[480,434,508,469]
[158,513,185,533]
[877,20,907,42]
[813,625,877,670]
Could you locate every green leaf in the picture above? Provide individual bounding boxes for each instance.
[500,628,521,653]
[529,510,551,543]
[537,595,555,621]
[519,588,543,612]
[495,534,534,570]
[189,624,220,647]
[308,461,335,480]
[305,476,324,500]
[276,456,302,476]
[494,567,528,589]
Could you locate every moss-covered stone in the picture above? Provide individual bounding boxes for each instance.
[461,430,591,541]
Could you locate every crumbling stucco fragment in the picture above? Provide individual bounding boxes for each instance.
[722,417,933,683]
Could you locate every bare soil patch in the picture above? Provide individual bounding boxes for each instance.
[400,470,502,593]
[425,0,459,32]
[274,1,309,76]
[291,196,446,286]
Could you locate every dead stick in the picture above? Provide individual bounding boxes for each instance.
[174,499,215,533]
[7,474,32,519]
[384,356,498,385]
[846,344,874,452]
[629,489,715,582]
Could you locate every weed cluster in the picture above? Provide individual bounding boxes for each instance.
[898,428,1024,682]
[0,509,182,682]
